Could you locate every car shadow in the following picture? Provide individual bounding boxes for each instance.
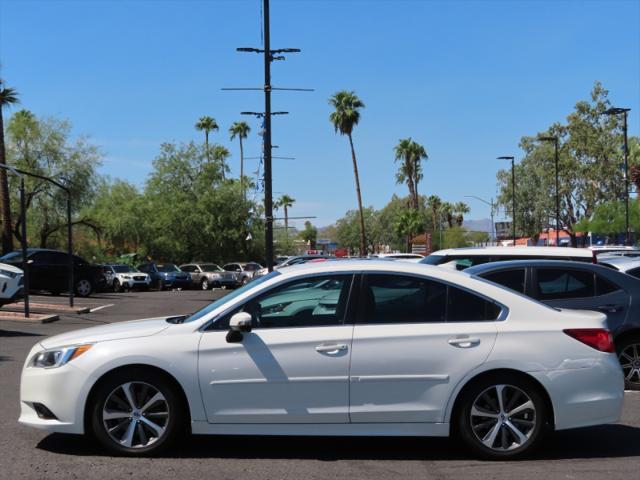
[36,424,640,460]
[0,329,43,338]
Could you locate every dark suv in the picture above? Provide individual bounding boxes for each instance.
[137,262,191,290]
[0,248,106,297]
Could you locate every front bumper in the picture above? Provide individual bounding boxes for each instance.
[530,354,624,430]
[122,279,151,289]
[0,276,24,305]
[19,344,92,434]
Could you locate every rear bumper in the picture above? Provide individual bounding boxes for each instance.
[530,354,624,430]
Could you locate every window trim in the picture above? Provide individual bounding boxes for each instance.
[203,272,358,332]
[356,271,507,326]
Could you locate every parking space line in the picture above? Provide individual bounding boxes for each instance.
[89,304,114,313]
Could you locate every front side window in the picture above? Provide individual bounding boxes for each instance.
[157,263,180,273]
[362,274,501,324]
[535,268,595,300]
[215,274,353,330]
[481,269,526,294]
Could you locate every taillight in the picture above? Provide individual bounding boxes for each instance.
[563,328,615,353]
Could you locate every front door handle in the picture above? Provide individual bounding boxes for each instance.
[448,337,480,348]
[315,344,348,354]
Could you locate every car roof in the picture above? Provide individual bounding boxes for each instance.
[597,256,640,271]
[464,259,608,275]
[428,246,594,258]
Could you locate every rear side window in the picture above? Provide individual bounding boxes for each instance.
[481,269,526,294]
[535,269,595,300]
[362,274,501,324]
[626,267,640,280]
[595,275,622,296]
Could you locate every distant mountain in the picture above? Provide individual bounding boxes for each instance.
[463,218,493,234]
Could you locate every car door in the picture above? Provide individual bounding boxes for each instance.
[198,273,356,424]
[349,273,500,423]
[531,267,629,329]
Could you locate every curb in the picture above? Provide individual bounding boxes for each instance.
[0,312,59,323]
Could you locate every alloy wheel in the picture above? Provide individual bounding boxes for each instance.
[619,343,640,386]
[201,279,209,290]
[470,384,536,452]
[76,279,92,296]
[102,381,170,449]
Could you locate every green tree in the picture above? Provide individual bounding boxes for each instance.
[335,206,379,254]
[195,116,219,162]
[443,225,470,249]
[394,208,423,253]
[300,221,318,249]
[276,194,295,252]
[229,121,251,198]
[5,110,102,248]
[575,200,640,237]
[453,201,470,226]
[329,90,367,256]
[0,79,19,253]
[394,138,428,209]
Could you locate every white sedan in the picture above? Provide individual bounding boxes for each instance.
[0,262,24,306]
[19,261,623,459]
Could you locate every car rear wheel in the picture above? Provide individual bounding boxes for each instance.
[617,335,640,390]
[90,370,186,456]
[455,375,547,460]
[75,278,93,297]
[113,279,122,293]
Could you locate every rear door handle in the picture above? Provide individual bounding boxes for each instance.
[597,304,622,313]
[448,337,480,348]
[315,344,348,354]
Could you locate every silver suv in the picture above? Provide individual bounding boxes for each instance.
[180,263,238,290]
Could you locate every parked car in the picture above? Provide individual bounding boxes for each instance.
[0,262,24,306]
[421,246,595,270]
[179,263,238,290]
[222,262,263,285]
[19,260,623,459]
[466,259,640,390]
[103,264,151,292]
[370,253,424,262]
[253,255,332,279]
[0,248,106,297]
[596,255,640,278]
[136,262,191,290]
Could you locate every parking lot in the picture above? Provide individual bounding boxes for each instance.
[1,289,640,479]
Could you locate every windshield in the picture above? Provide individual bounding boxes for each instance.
[182,271,281,323]
[421,255,446,265]
[157,263,180,272]
[0,251,23,263]
[113,265,136,273]
[201,264,223,272]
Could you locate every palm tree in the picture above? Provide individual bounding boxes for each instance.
[276,194,295,250]
[229,121,251,198]
[427,195,442,232]
[0,80,18,254]
[212,145,230,180]
[394,138,428,210]
[394,209,423,253]
[441,202,455,228]
[453,201,470,226]
[195,116,219,162]
[329,90,366,256]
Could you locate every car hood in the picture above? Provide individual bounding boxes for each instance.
[0,262,23,274]
[40,317,171,349]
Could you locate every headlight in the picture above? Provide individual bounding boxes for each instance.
[0,268,18,278]
[29,344,92,369]
[122,275,131,279]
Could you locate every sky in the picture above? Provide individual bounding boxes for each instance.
[1,0,639,229]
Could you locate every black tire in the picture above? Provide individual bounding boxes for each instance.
[89,369,187,456]
[157,279,166,291]
[455,374,548,460]
[617,334,640,391]
[241,276,249,286]
[201,278,210,290]
[75,278,94,297]
[113,280,122,293]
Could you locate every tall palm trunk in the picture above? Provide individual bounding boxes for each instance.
[348,133,366,256]
[204,131,209,162]
[413,171,419,210]
[239,136,245,199]
[0,108,13,254]
[406,176,417,210]
[284,204,289,249]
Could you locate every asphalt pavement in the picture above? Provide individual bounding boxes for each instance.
[1,289,640,480]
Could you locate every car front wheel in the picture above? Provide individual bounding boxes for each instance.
[90,370,186,456]
[455,375,547,460]
[201,278,210,290]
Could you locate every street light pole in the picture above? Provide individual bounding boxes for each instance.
[538,136,560,247]
[603,107,632,245]
[464,195,496,243]
[498,156,516,246]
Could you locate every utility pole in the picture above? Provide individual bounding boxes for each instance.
[603,107,632,245]
[498,156,516,246]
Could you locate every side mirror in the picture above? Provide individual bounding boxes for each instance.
[226,312,252,343]
[27,259,34,264]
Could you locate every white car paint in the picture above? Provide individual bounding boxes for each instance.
[0,262,23,305]
[19,261,623,447]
